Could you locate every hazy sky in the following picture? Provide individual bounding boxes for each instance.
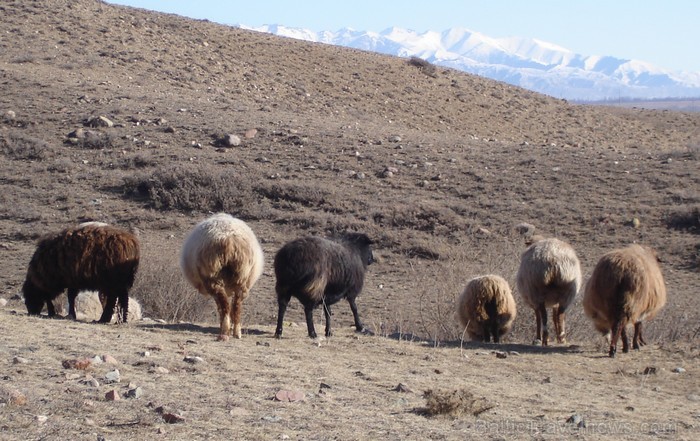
[106,1,700,72]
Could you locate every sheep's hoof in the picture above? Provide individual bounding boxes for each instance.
[217,334,230,342]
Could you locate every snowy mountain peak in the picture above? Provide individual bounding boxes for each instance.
[240,24,700,100]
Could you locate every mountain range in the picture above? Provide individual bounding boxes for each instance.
[239,24,700,101]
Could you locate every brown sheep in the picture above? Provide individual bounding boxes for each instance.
[516,237,582,345]
[23,224,140,323]
[583,244,667,357]
[456,275,517,343]
[180,213,264,341]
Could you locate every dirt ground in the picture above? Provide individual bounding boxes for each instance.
[1,1,699,439]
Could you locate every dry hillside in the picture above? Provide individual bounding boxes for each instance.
[0,1,699,439]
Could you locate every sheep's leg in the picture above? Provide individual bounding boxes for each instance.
[536,303,549,345]
[347,297,364,333]
[46,298,57,318]
[117,290,129,324]
[97,293,118,324]
[274,294,290,338]
[609,319,625,357]
[229,292,244,339]
[304,304,318,339]
[66,289,78,320]
[553,306,567,344]
[211,287,231,341]
[633,322,646,349]
[621,326,630,353]
[323,303,333,337]
[491,321,501,343]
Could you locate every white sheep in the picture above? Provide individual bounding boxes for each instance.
[516,237,582,345]
[456,275,517,343]
[180,213,264,340]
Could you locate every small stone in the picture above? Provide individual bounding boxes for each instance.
[139,351,150,357]
[0,386,27,406]
[388,135,402,143]
[219,134,241,147]
[244,128,258,139]
[102,355,119,364]
[36,415,48,424]
[392,383,412,393]
[672,367,686,374]
[65,373,81,380]
[12,356,29,364]
[151,366,170,374]
[509,351,520,356]
[62,358,92,370]
[91,356,104,365]
[687,394,700,402]
[126,387,144,399]
[274,390,305,402]
[105,390,120,401]
[81,375,100,387]
[643,366,657,375]
[566,414,586,428]
[104,369,121,384]
[0,298,8,307]
[162,413,185,424]
[631,218,641,228]
[4,110,16,119]
[183,356,204,364]
[495,351,507,359]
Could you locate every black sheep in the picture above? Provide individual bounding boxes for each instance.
[274,232,374,338]
[23,224,140,323]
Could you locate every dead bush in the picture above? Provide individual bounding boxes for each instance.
[420,389,493,417]
[665,206,699,234]
[407,56,437,78]
[0,130,53,160]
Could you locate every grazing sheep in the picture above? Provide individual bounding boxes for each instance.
[57,291,143,323]
[516,237,582,345]
[456,275,517,343]
[180,213,264,341]
[583,244,666,357]
[23,224,140,323]
[274,232,374,339]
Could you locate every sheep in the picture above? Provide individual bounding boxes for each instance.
[583,244,666,357]
[274,232,374,339]
[23,223,140,323]
[456,275,517,343]
[516,237,582,346]
[180,213,264,341]
[57,291,143,323]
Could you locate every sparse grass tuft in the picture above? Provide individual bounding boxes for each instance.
[420,388,493,417]
[0,130,53,160]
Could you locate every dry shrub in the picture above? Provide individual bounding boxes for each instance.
[421,389,493,417]
[665,206,699,234]
[0,130,53,160]
[130,248,215,323]
[407,56,437,78]
[122,165,259,215]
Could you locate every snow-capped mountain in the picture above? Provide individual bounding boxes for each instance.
[239,24,700,101]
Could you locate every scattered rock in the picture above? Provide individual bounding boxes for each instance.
[183,356,204,364]
[12,356,29,364]
[379,166,399,178]
[4,110,16,120]
[0,386,27,406]
[104,369,121,384]
[126,387,144,399]
[509,351,520,356]
[162,413,185,424]
[542,377,552,384]
[494,351,507,359]
[388,135,402,143]
[244,128,258,139]
[672,367,686,374]
[643,366,657,375]
[630,217,641,228]
[62,358,92,370]
[86,115,114,128]
[215,134,241,147]
[261,415,281,423]
[393,383,413,393]
[566,414,586,428]
[274,390,305,402]
[687,394,700,402]
[0,298,7,307]
[102,354,119,364]
[36,415,48,424]
[80,375,100,388]
[151,366,170,374]
[104,389,120,401]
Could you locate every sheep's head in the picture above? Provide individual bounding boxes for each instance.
[341,232,375,267]
[23,279,47,315]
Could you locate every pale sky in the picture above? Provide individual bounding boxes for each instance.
[106,1,700,73]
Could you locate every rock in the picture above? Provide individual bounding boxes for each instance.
[183,356,204,364]
[566,414,586,428]
[86,115,114,128]
[4,110,16,119]
[12,356,29,364]
[509,351,520,356]
[494,351,507,359]
[274,390,305,402]
[515,222,536,236]
[80,375,100,388]
[631,217,641,228]
[104,369,121,384]
[392,383,412,393]
[643,366,657,375]
[102,355,119,364]
[126,387,144,399]
[0,386,27,406]
[62,358,92,370]
[0,298,7,307]
[244,128,258,139]
[36,415,48,424]
[217,134,241,147]
[151,366,170,374]
[687,394,700,402]
[162,413,185,424]
[388,135,402,143]
[104,390,120,401]
[672,367,686,374]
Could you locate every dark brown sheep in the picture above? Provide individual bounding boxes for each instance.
[274,232,374,339]
[23,224,140,323]
[583,244,667,357]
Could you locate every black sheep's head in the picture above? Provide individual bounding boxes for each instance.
[23,279,46,315]
[341,232,375,267]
